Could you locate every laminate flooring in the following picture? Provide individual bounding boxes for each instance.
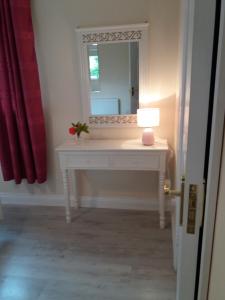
[0,206,176,300]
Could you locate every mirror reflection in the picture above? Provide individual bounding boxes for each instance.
[87,42,139,116]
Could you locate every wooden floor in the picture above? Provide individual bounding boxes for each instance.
[0,206,176,300]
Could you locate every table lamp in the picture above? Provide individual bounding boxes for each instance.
[137,108,160,146]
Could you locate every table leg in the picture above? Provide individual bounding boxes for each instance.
[159,171,165,229]
[72,170,80,208]
[62,169,71,223]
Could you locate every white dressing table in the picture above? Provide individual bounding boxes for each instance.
[56,138,168,228]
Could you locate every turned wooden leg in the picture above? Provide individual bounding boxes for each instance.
[72,170,80,208]
[159,171,165,229]
[62,169,71,223]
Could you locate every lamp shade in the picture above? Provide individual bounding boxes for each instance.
[137,108,160,128]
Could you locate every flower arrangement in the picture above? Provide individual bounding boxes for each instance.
[69,122,89,138]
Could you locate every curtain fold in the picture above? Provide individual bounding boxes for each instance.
[0,0,47,184]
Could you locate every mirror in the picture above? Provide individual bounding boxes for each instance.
[87,42,139,116]
[76,23,149,126]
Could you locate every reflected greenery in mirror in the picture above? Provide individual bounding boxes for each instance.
[87,42,139,116]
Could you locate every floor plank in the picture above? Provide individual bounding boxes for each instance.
[0,206,176,300]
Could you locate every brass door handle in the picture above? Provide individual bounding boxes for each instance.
[164,177,185,225]
[164,185,182,197]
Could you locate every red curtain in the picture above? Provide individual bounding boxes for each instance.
[0,0,47,184]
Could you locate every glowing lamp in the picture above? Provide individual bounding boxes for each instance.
[137,108,160,146]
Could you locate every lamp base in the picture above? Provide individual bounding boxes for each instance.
[142,128,155,146]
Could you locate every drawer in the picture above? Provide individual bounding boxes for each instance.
[62,153,109,169]
[59,151,162,171]
[110,154,160,170]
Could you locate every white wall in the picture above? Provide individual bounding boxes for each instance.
[0,0,180,205]
[208,132,225,300]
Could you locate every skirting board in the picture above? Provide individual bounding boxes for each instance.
[0,193,171,211]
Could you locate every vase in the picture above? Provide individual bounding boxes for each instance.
[74,135,78,143]
[74,134,83,144]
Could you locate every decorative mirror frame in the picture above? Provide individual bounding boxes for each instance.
[76,23,149,127]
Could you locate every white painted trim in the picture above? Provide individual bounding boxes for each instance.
[198,1,225,299]
[76,23,149,33]
[173,0,191,272]
[0,193,64,207]
[81,196,171,211]
[0,193,171,211]
[76,23,149,128]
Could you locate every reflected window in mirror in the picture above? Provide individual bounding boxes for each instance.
[87,42,139,116]
[88,44,101,92]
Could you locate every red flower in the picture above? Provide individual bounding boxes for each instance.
[69,127,76,135]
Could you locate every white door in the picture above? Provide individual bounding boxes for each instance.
[175,0,218,299]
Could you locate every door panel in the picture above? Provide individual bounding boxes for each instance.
[198,0,225,298]
[176,0,217,299]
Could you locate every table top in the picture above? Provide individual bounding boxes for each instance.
[56,138,168,152]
